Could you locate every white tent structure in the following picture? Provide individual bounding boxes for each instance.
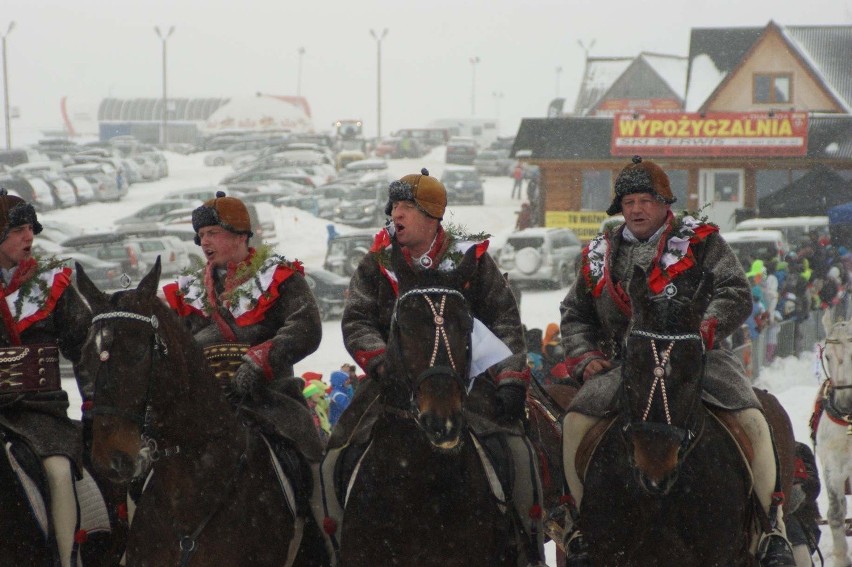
[202,95,313,134]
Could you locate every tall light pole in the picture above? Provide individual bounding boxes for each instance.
[296,47,305,97]
[469,56,480,116]
[154,25,175,148]
[2,21,15,150]
[369,28,388,139]
[555,66,563,98]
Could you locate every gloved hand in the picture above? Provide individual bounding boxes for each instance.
[367,354,388,383]
[233,357,264,397]
[495,383,527,423]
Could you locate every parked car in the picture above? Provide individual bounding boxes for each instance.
[721,229,788,268]
[324,229,376,277]
[445,137,478,165]
[61,233,150,279]
[473,149,514,176]
[65,174,96,204]
[117,224,205,268]
[498,227,583,289]
[440,166,484,205]
[203,140,270,167]
[0,175,55,210]
[373,137,426,159]
[165,186,234,202]
[240,185,304,205]
[734,216,829,246]
[63,163,126,201]
[332,183,385,227]
[59,252,123,292]
[39,219,85,244]
[114,198,202,226]
[304,267,350,321]
[140,151,169,178]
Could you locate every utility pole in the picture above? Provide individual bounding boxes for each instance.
[296,47,305,97]
[155,25,175,147]
[2,22,15,149]
[470,56,480,116]
[369,28,388,139]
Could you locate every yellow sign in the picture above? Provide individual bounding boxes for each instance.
[546,211,609,241]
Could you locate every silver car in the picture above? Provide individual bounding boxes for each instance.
[498,227,583,289]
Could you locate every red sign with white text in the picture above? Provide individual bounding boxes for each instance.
[611,111,808,157]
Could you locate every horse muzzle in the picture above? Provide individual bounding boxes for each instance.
[418,411,466,451]
[624,421,688,495]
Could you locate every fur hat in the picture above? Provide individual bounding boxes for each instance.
[606,156,675,216]
[384,168,447,220]
[0,189,42,244]
[191,191,253,245]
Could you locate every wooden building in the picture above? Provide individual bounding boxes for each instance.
[514,22,852,237]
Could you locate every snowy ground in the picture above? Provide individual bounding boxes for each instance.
[52,149,845,565]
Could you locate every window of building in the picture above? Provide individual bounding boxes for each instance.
[666,170,688,210]
[581,170,612,211]
[756,169,808,201]
[753,74,791,104]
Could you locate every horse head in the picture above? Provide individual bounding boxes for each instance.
[385,241,476,451]
[621,266,712,494]
[822,309,852,413]
[76,258,173,483]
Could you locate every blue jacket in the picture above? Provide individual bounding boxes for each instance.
[328,371,352,426]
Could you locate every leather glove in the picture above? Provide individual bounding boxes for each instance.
[495,384,527,423]
[367,354,388,383]
[233,358,264,397]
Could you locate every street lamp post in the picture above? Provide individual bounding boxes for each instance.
[469,56,480,116]
[155,25,175,148]
[296,47,305,97]
[2,21,15,150]
[369,28,388,139]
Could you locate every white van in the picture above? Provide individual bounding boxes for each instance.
[734,216,828,247]
[722,229,788,266]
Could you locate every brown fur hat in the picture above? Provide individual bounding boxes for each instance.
[191,191,253,245]
[606,155,675,216]
[0,189,42,244]
[384,168,447,220]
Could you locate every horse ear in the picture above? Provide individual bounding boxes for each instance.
[390,239,417,291]
[75,262,109,310]
[136,257,162,300]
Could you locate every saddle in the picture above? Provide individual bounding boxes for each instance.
[263,435,311,518]
[574,405,755,483]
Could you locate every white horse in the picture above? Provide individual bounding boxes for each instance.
[817,309,852,567]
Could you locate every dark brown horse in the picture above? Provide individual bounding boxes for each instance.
[75,259,327,567]
[579,269,760,566]
[338,244,518,567]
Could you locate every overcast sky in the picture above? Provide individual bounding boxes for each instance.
[3,0,852,144]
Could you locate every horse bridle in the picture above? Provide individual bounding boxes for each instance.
[821,337,852,391]
[88,310,176,462]
[392,287,473,405]
[622,328,706,454]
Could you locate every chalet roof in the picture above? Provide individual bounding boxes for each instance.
[685,23,852,112]
[511,115,852,161]
[573,53,687,116]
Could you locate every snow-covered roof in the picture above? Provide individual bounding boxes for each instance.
[573,57,633,115]
[640,53,689,99]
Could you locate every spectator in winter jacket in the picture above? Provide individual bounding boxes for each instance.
[328,370,352,427]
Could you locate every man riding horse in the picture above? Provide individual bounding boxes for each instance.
[557,156,795,566]
[0,189,94,566]
[162,191,332,559]
[322,168,546,566]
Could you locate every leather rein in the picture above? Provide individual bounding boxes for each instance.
[89,309,249,566]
